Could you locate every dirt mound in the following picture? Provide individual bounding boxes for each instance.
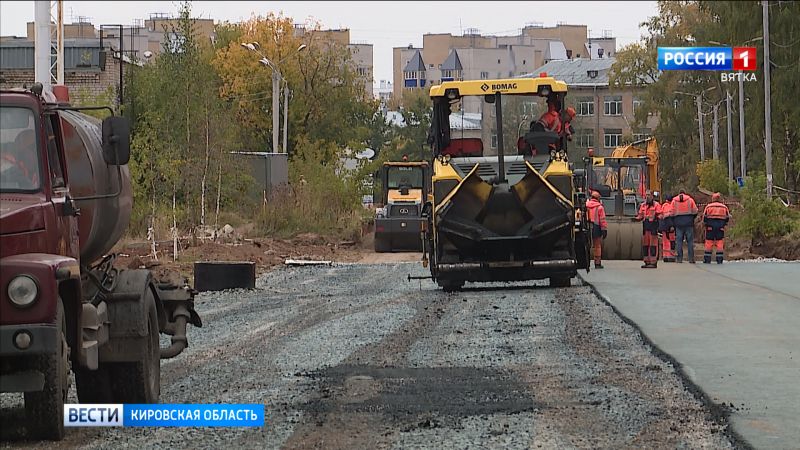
[726,234,800,261]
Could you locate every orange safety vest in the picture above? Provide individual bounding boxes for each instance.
[703,201,730,220]
[586,199,608,229]
[672,194,698,216]
[660,201,674,219]
[637,201,662,222]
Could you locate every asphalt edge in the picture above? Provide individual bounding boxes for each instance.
[577,273,754,450]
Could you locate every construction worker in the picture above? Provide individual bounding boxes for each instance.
[659,194,676,262]
[672,189,699,263]
[534,98,562,134]
[633,191,662,268]
[702,192,731,264]
[586,190,608,269]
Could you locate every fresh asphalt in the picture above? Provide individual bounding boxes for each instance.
[581,260,800,450]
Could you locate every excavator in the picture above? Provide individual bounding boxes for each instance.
[421,75,590,291]
[373,158,431,252]
[585,137,661,259]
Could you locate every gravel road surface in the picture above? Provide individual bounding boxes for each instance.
[2,262,736,449]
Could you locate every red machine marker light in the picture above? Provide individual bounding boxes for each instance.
[732,47,757,71]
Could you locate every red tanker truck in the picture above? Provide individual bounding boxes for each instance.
[0,84,201,439]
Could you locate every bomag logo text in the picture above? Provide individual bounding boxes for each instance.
[491,82,518,90]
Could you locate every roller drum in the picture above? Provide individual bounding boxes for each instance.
[603,219,642,260]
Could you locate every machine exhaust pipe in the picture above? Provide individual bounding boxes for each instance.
[160,304,190,359]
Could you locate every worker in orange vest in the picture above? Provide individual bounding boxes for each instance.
[586,190,608,269]
[702,192,731,264]
[633,191,662,268]
[671,189,699,263]
[659,194,676,262]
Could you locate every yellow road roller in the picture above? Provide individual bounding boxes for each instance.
[584,137,661,259]
[421,76,590,291]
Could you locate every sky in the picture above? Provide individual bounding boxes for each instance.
[0,1,659,84]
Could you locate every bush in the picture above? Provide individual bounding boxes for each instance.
[256,138,371,241]
[732,174,800,241]
[696,159,730,194]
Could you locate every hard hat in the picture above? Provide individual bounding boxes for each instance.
[591,190,600,199]
[565,106,576,118]
[711,192,721,201]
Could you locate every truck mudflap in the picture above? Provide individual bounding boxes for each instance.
[154,280,202,359]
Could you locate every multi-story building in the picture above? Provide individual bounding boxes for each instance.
[293,26,373,98]
[393,23,616,107]
[375,80,393,106]
[521,57,657,156]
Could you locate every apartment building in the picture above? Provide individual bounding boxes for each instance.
[294,26,374,98]
[522,57,657,156]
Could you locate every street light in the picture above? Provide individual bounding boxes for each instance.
[241,42,307,153]
[675,86,716,160]
[709,37,763,180]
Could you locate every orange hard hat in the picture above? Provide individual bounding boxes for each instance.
[711,192,721,201]
[591,190,601,199]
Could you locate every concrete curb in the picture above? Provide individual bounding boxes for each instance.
[577,273,754,450]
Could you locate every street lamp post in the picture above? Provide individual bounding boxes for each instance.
[241,42,307,153]
[282,79,290,155]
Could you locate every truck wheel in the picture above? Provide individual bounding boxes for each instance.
[110,288,160,403]
[374,236,391,253]
[25,299,69,440]
[549,277,571,288]
[439,279,465,292]
[75,366,114,403]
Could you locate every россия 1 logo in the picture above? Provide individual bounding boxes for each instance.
[658,47,757,71]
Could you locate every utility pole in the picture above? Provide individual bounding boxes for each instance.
[272,70,280,153]
[762,0,773,198]
[712,102,719,160]
[726,91,734,179]
[697,95,705,160]
[739,73,746,178]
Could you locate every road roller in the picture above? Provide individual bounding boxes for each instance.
[421,76,590,291]
[584,137,661,260]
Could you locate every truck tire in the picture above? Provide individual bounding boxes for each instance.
[549,276,571,288]
[25,299,69,440]
[438,279,465,292]
[74,366,113,403]
[374,236,391,253]
[110,287,160,403]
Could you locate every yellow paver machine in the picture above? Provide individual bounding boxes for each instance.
[420,76,591,291]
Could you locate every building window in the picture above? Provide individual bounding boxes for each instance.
[577,129,594,148]
[604,95,622,116]
[577,97,595,116]
[357,67,369,77]
[633,97,643,115]
[633,128,652,142]
[566,49,573,59]
[480,71,489,79]
[404,71,415,80]
[491,133,498,149]
[604,128,623,148]
[522,59,526,65]
[497,59,501,64]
